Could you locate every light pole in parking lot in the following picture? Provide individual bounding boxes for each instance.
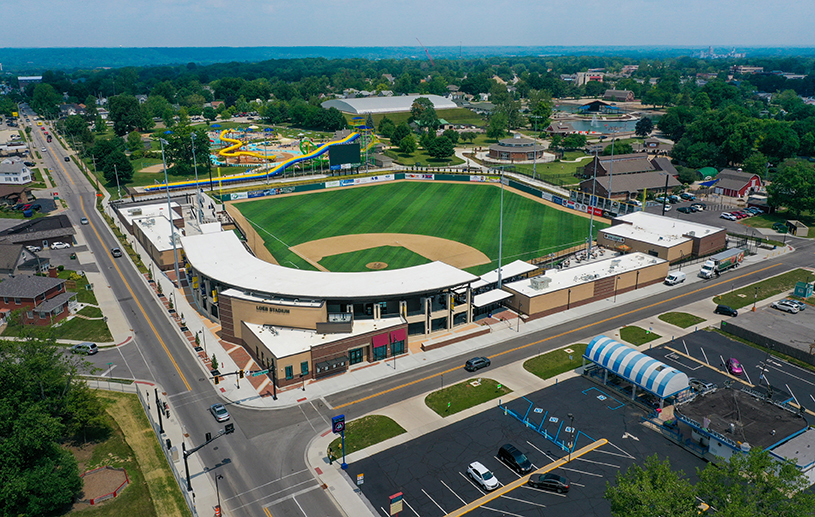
[159,138,181,287]
[753,286,758,312]
[567,413,575,461]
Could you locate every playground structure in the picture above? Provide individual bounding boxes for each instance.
[218,129,270,162]
[144,131,361,192]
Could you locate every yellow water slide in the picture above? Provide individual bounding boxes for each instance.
[218,130,271,160]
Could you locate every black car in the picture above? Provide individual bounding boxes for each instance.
[528,473,570,493]
[677,206,694,214]
[464,357,490,372]
[498,444,533,474]
[714,304,738,317]
[23,161,35,167]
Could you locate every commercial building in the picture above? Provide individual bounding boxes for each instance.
[502,252,668,320]
[487,134,550,162]
[707,169,762,198]
[603,89,635,102]
[580,171,681,202]
[320,95,457,115]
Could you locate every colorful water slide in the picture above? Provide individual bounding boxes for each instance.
[218,130,269,160]
[144,132,360,192]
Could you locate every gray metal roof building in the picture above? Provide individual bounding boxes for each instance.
[321,95,457,114]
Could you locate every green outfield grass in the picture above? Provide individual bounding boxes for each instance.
[319,245,430,272]
[236,181,605,275]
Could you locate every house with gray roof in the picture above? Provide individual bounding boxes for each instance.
[580,171,681,202]
[0,161,32,185]
[0,214,75,248]
[0,273,75,326]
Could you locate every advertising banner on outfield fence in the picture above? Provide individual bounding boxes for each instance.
[325,180,340,188]
[552,195,562,206]
[541,192,553,202]
[469,175,500,183]
[405,173,435,180]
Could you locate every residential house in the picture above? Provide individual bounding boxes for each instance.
[603,90,635,102]
[0,161,32,185]
[0,244,24,275]
[0,214,76,249]
[0,184,32,205]
[0,274,76,326]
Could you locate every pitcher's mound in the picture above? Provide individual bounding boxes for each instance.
[366,262,388,270]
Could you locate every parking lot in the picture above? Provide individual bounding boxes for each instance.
[646,328,815,410]
[643,196,782,239]
[348,376,706,517]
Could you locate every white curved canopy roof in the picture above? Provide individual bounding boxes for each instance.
[321,94,457,114]
[182,231,478,300]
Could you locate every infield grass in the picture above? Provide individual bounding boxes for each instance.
[236,181,605,275]
[320,245,430,271]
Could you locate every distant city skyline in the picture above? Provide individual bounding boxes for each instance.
[3,0,814,48]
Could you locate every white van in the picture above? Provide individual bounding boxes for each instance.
[664,272,686,286]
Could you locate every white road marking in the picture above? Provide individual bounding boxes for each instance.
[522,485,568,497]
[622,432,639,441]
[787,384,801,406]
[500,494,547,508]
[440,479,466,504]
[459,471,486,496]
[768,364,815,387]
[253,484,320,511]
[99,364,117,377]
[291,494,307,516]
[700,347,710,365]
[598,441,636,459]
[224,469,309,501]
[575,457,621,469]
[404,498,421,517]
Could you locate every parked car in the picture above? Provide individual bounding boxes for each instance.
[23,161,35,167]
[50,241,70,250]
[464,357,490,372]
[661,203,671,212]
[677,206,694,214]
[714,304,738,317]
[25,245,41,253]
[771,300,800,313]
[467,461,499,491]
[41,147,46,152]
[668,195,682,204]
[528,473,570,493]
[111,247,123,258]
[772,222,788,233]
[498,444,533,474]
[655,196,667,203]
[720,212,737,221]
[664,272,686,285]
[726,358,743,376]
[209,403,230,422]
[781,299,806,311]
[691,202,707,211]
[680,192,696,201]
[70,342,98,355]
[689,378,716,392]
[31,204,41,211]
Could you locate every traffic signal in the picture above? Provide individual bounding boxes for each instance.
[214,375,220,385]
[239,369,244,379]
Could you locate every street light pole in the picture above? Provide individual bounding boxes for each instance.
[215,474,223,515]
[159,138,181,287]
[588,149,598,258]
[567,413,575,461]
[497,168,504,288]
[191,132,202,225]
[113,163,121,200]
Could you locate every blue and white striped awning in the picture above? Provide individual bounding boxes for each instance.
[585,335,689,398]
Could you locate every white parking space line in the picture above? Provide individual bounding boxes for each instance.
[575,456,621,469]
[526,441,557,462]
[700,347,711,365]
[440,480,467,504]
[404,499,421,517]
[683,340,690,356]
[572,482,586,487]
[597,441,636,460]
[787,384,801,406]
[481,506,526,516]
[521,485,568,498]
[422,489,446,514]
[500,494,547,508]
[768,364,815,387]
[458,471,486,496]
[493,456,522,478]
[744,370,752,385]
[560,466,604,477]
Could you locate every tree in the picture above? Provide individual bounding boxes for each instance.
[108,94,151,136]
[378,116,396,139]
[203,106,218,122]
[603,141,633,155]
[768,159,815,216]
[410,97,439,131]
[696,448,815,517]
[126,131,143,159]
[605,455,698,517]
[61,115,93,147]
[398,134,417,154]
[528,98,552,135]
[31,83,62,118]
[92,138,134,185]
[562,133,587,150]
[391,122,411,146]
[427,136,455,159]
[365,113,375,130]
[442,129,459,145]
[486,112,508,139]
[635,117,654,138]
[742,151,768,177]
[163,125,211,177]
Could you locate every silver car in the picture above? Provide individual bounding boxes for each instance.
[771,300,799,314]
[210,403,230,422]
[781,299,806,311]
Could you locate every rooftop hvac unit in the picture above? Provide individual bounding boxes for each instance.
[143,218,155,227]
[129,208,143,216]
[530,276,552,290]
[687,231,696,237]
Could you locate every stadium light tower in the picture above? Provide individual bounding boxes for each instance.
[159,138,181,287]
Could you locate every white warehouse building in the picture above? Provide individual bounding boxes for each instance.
[321,94,457,115]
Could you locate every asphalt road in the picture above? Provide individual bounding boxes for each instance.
[24,106,815,517]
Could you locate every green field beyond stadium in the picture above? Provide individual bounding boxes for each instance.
[235,182,606,275]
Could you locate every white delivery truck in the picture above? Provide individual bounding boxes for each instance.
[699,248,745,279]
[664,271,686,285]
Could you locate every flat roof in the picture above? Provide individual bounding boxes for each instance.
[118,202,182,227]
[504,252,666,298]
[221,288,323,308]
[320,94,457,115]
[771,429,815,469]
[604,212,723,247]
[478,260,538,285]
[676,388,807,450]
[134,215,183,252]
[244,316,404,359]
[182,231,478,300]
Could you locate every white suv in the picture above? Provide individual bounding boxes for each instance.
[467,461,499,491]
[720,212,737,221]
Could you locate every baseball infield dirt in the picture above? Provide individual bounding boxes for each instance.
[291,233,491,269]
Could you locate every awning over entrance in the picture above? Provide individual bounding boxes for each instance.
[473,289,512,308]
[390,328,407,342]
[372,333,389,348]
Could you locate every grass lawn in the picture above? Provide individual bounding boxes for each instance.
[384,148,464,167]
[320,245,430,272]
[713,268,814,309]
[235,182,605,275]
[740,211,815,238]
[619,326,661,346]
[524,343,588,380]
[350,108,486,130]
[509,160,585,186]
[426,378,511,417]
[326,415,406,459]
[83,391,191,517]
[0,206,45,219]
[58,269,99,305]
[658,312,706,329]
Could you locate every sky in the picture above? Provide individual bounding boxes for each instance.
[3,0,813,48]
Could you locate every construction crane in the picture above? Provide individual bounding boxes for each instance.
[416,38,435,67]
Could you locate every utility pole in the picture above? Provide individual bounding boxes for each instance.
[183,424,234,492]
